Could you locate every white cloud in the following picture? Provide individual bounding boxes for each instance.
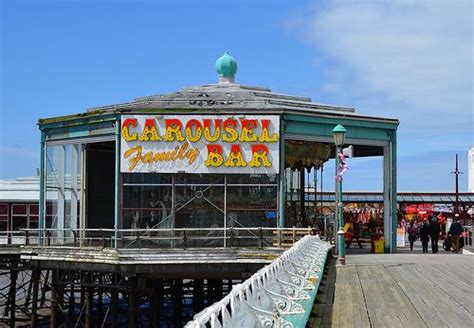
[299,0,473,132]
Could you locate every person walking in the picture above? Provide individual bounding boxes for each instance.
[428,215,440,253]
[419,219,430,253]
[407,221,418,251]
[448,214,463,254]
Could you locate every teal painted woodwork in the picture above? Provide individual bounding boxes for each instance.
[284,114,397,142]
[38,132,46,245]
[42,120,116,140]
[281,248,329,326]
[391,131,398,251]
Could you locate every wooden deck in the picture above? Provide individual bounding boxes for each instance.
[331,253,474,327]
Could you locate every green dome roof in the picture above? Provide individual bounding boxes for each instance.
[215,51,237,78]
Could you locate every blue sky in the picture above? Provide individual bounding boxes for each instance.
[1,0,472,191]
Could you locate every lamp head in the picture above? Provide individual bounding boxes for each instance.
[332,124,347,146]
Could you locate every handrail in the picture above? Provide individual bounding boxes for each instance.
[185,235,332,327]
[1,227,316,249]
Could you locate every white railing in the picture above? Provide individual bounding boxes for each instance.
[185,235,332,328]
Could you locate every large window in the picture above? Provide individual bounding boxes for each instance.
[45,143,81,241]
[0,203,39,232]
[122,173,279,230]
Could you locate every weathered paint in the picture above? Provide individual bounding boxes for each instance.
[114,118,121,248]
[38,131,46,245]
[285,119,394,142]
[278,117,286,228]
[43,120,116,140]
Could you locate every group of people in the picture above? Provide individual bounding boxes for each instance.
[407,214,464,253]
[407,215,440,253]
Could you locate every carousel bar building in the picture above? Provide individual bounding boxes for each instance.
[37,53,399,252]
[0,52,401,327]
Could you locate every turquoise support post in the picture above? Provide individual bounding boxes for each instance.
[278,118,286,229]
[38,131,46,246]
[114,117,121,248]
[391,131,397,252]
[336,146,346,265]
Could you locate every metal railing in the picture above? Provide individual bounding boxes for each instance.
[0,231,29,246]
[1,227,315,249]
[185,235,332,327]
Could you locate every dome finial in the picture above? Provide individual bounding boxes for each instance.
[215,51,237,83]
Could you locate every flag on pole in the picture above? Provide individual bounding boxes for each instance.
[336,152,348,182]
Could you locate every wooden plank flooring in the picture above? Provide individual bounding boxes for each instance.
[331,253,474,328]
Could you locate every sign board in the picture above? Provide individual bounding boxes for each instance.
[120,115,280,174]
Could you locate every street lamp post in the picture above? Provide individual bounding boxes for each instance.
[332,124,346,265]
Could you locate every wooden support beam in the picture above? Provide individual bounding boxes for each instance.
[31,268,40,327]
[193,279,204,314]
[97,273,104,322]
[40,269,50,307]
[68,279,75,324]
[8,269,18,328]
[111,273,118,328]
[50,269,58,328]
[85,272,93,328]
[128,277,139,328]
[57,269,64,323]
[110,289,118,328]
[151,279,163,328]
[174,279,183,327]
[25,270,34,310]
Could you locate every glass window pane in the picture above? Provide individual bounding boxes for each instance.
[12,217,27,230]
[30,204,39,214]
[227,209,276,228]
[227,186,277,210]
[123,173,172,185]
[226,174,277,185]
[12,205,27,215]
[123,186,172,209]
[0,204,8,215]
[175,173,223,185]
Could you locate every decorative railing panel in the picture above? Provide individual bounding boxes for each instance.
[184,235,332,327]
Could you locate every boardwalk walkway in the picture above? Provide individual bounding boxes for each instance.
[331,253,474,328]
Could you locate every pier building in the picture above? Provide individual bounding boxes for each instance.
[1,53,399,326]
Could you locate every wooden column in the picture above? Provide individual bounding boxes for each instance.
[128,277,138,328]
[30,268,40,327]
[85,273,93,328]
[50,269,58,328]
[111,273,118,328]
[193,279,204,314]
[151,279,163,328]
[97,273,103,322]
[173,279,183,327]
[68,278,75,324]
[8,269,18,328]
[57,270,64,323]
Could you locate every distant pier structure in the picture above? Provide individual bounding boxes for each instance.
[0,53,398,326]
